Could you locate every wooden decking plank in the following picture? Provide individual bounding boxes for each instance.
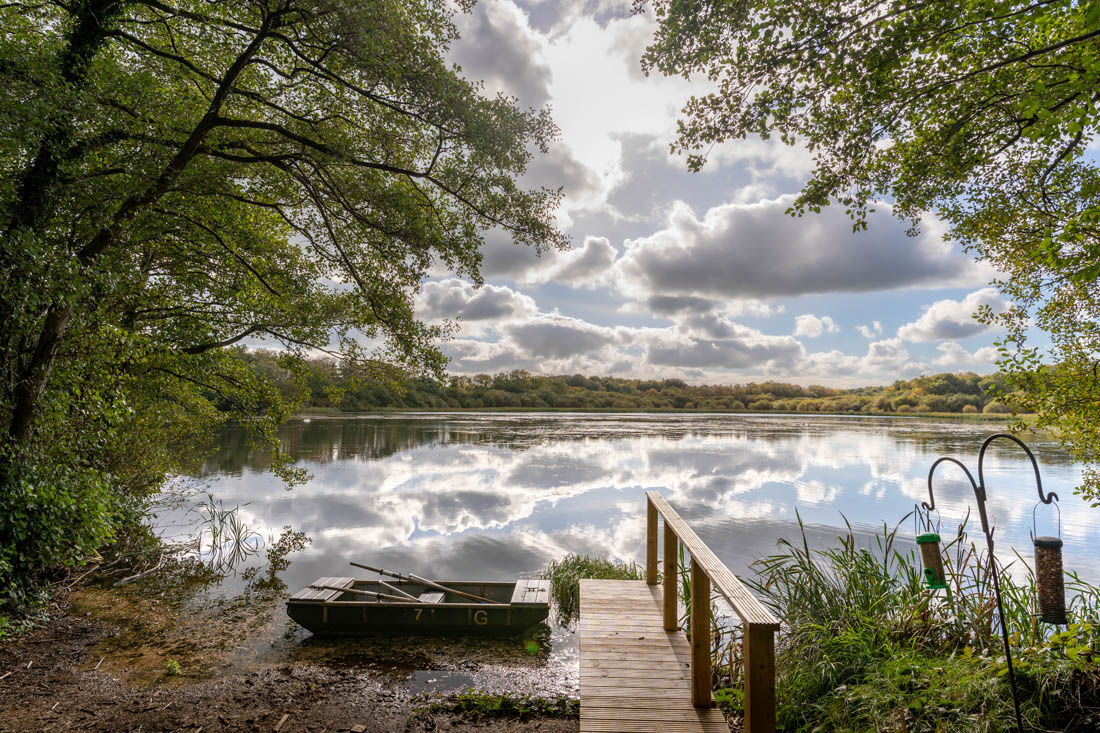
[580,579,729,733]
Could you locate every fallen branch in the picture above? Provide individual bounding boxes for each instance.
[114,555,165,587]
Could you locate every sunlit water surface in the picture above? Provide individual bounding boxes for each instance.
[164,413,1096,697]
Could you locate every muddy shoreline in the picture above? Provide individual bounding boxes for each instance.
[0,586,579,733]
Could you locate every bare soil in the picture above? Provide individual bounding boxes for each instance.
[0,593,578,733]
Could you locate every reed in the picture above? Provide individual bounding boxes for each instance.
[539,553,642,626]
[737,511,1100,730]
[193,493,262,574]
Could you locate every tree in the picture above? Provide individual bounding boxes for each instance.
[638,0,1100,499]
[0,0,564,598]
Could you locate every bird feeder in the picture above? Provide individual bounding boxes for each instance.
[925,434,1057,733]
[1033,503,1067,625]
[916,532,947,590]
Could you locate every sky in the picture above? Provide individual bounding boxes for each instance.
[413,0,1031,388]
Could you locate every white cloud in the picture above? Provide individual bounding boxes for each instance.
[622,295,779,319]
[897,288,1009,342]
[416,279,537,335]
[533,236,617,288]
[438,298,806,377]
[794,314,839,338]
[614,197,995,303]
[933,342,1001,369]
[451,0,553,109]
[640,322,804,370]
[503,312,618,359]
[707,138,817,181]
[426,2,1011,389]
[857,321,883,339]
[802,338,928,382]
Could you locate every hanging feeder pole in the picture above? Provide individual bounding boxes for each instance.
[925,433,1056,733]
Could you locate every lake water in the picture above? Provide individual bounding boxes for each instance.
[166,412,1096,696]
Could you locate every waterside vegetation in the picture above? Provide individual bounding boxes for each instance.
[539,554,644,627]
[247,352,1023,415]
[710,518,1100,730]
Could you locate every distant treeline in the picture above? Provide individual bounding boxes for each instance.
[244,350,1019,415]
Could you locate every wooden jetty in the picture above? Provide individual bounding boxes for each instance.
[578,491,780,733]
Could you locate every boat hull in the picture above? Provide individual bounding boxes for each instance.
[286,577,550,636]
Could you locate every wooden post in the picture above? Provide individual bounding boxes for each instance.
[646,497,658,585]
[663,520,678,631]
[690,558,711,707]
[743,622,776,732]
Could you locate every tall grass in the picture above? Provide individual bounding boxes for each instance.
[741,511,1100,731]
[539,554,642,626]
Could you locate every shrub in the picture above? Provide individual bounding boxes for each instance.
[984,401,1013,414]
[962,404,979,414]
[0,463,121,611]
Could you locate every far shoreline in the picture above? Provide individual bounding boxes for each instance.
[292,406,1032,422]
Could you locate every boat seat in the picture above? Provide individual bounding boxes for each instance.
[418,591,445,603]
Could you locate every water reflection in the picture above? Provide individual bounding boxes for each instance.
[168,414,1098,695]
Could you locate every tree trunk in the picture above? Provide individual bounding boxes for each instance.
[3,1,122,447]
[5,6,277,445]
[8,306,73,445]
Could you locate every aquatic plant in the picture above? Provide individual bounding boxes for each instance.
[539,554,643,626]
[193,493,263,575]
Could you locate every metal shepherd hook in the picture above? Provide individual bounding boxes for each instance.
[924,433,1057,733]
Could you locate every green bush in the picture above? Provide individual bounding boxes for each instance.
[0,463,120,611]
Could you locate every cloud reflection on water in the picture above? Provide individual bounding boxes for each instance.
[183,414,1097,593]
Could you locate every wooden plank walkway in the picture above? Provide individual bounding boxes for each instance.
[579,579,730,733]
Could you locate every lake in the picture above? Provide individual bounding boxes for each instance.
[165,412,1096,696]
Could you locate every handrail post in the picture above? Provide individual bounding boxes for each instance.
[744,622,776,732]
[663,520,678,631]
[690,557,712,707]
[646,496,658,585]
[643,491,778,728]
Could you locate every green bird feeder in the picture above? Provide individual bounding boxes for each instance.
[916,532,947,590]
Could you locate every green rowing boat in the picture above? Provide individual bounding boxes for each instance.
[287,576,550,635]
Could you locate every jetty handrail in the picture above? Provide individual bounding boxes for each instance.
[645,490,779,732]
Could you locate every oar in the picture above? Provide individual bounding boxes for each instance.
[309,584,410,602]
[350,562,501,605]
[379,580,417,601]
